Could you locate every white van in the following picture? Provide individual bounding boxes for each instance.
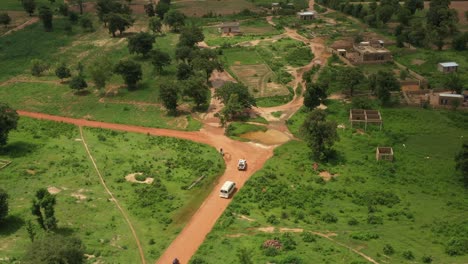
[220,181,236,198]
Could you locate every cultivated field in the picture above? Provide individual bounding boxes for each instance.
[192,101,468,263]
[0,118,224,262]
[174,0,260,17]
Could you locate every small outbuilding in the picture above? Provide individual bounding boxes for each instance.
[297,11,316,20]
[349,109,383,130]
[337,48,346,56]
[376,147,393,161]
[219,22,241,35]
[272,2,281,11]
[437,93,464,106]
[438,62,458,73]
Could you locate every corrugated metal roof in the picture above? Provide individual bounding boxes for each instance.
[439,62,458,67]
[298,11,316,15]
[439,93,463,98]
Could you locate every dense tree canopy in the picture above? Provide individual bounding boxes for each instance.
[32,188,57,231]
[55,63,71,81]
[22,0,36,16]
[0,13,11,28]
[0,103,19,146]
[106,13,133,37]
[179,26,204,47]
[304,82,327,110]
[89,56,113,89]
[148,16,162,34]
[96,0,131,22]
[182,75,209,108]
[114,59,142,90]
[128,32,155,57]
[214,82,256,109]
[69,75,88,91]
[163,10,186,32]
[149,49,171,73]
[38,6,53,31]
[159,82,179,113]
[300,109,339,160]
[338,67,364,96]
[369,71,401,105]
[23,233,85,264]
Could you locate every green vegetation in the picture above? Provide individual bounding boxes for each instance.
[0,118,224,262]
[225,122,267,140]
[192,101,468,263]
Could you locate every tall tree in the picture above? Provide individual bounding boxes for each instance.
[0,103,19,146]
[159,82,179,113]
[179,26,204,47]
[455,142,468,187]
[89,56,113,90]
[369,71,401,105]
[113,59,142,90]
[155,1,170,19]
[214,82,256,109]
[55,63,71,81]
[149,49,171,73]
[404,0,424,14]
[106,13,133,37]
[23,233,85,264]
[31,188,57,231]
[38,6,53,31]
[176,63,192,80]
[22,0,36,16]
[339,67,364,96]
[0,188,8,223]
[148,16,162,34]
[69,75,88,92]
[144,3,155,17]
[71,0,84,15]
[444,73,465,94]
[300,110,339,160]
[128,32,155,57]
[163,9,186,32]
[191,49,222,81]
[183,75,209,108]
[96,0,131,22]
[0,13,11,28]
[304,82,327,109]
[426,0,458,49]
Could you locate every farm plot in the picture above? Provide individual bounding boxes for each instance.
[0,117,224,262]
[231,64,290,98]
[191,101,468,264]
[174,0,260,17]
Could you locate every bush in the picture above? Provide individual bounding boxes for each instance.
[402,250,414,260]
[348,218,359,226]
[135,174,147,182]
[280,255,302,264]
[281,233,296,251]
[445,237,468,256]
[267,214,279,225]
[263,246,279,256]
[321,212,338,223]
[350,232,379,241]
[383,244,394,255]
[422,255,433,263]
[367,214,383,225]
[301,232,316,242]
[31,59,49,76]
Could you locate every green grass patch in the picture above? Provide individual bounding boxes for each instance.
[0,117,224,262]
[192,101,468,263]
[225,121,267,141]
[271,111,283,118]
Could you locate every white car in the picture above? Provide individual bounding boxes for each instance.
[237,159,247,171]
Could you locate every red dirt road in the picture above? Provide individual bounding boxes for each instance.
[18,110,275,264]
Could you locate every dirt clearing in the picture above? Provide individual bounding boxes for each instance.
[125,173,154,184]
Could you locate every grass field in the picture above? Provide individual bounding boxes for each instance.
[0,117,224,262]
[0,16,202,130]
[174,0,260,17]
[191,101,468,263]
[389,46,468,89]
[0,0,63,11]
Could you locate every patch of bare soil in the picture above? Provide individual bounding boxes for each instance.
[125,173,154,184]
[237,214,256,222]
[1,17,39,37]
[71,189,87,200]
[257,227,275,233]
[47,186,61,194]
[319,171,337,181]
[279,228,303,233]
[411,59,425,65]
[355,129,366,135]
[240,129,291,145]
[226,233,246,238]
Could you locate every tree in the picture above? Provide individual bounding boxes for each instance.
[149,49,171,73]
[179,26,204,47]
[106,13,133,37]
[452,32,467,51]
[58,3,69,16]
[444,73,465,94]
[175,45,193,62]
[22,0,36,16]
[454,142,468,186]
[89,56,113,90]
[339,67,364,96]
[69,75,88,92]
[300,110,339,160]
[148,16,162,34]
[31,188,57,231]
[163,10,186,32]
[55,63,71,81]
[144,3,155,17]
[183,76,209,108]
[370,71,401,105]
[30,59,49,77]
[304,82,327,109]
[191,49,223,81]
[0,13,11,28]
[397,8,412,26]
[377,5,394,24]
[80,16,94,32]
[38,6,53,31]
[219,93,244,122]
[155,1,170,19]
[236,247,253,264]
[128,32,155,57]
[0,103,19,146]
[159,82,179,113]
[71,0,84,15]
[113,59,142,90]
[214,82,256,109]
[177,63,192,80]
[404,0,424,14]
[426,0,458,49]
[26,220,36,242]
[0,188,8,223]
[23,233,85,264]
[96,0,132,22]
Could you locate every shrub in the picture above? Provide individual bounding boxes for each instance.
[350,232,379,241]
[402,250,414,260]
[263,246,279,256]
[348,218,359,226]
[367,214,383,225]
[422,255,433,263]
[135,174,147,182]
[445,237,468,256]
[321,212,338,223]
[267,214,279,225]
[301,232,316,243]
[31,59,49,76]
[281,233,296,251]
[383,244,394,255]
